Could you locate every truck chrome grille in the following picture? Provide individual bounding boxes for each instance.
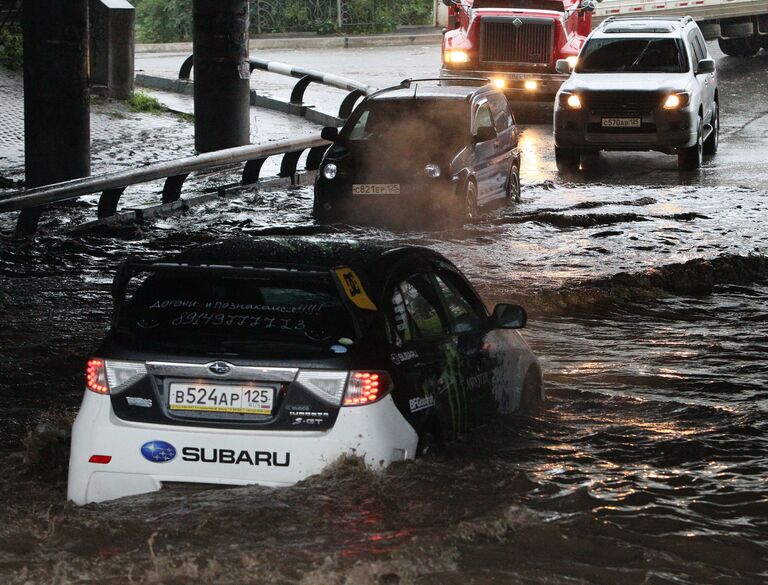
[480,18,553,67]
[585,92,661,115]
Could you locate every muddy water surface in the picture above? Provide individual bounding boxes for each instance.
[1,166,767,584]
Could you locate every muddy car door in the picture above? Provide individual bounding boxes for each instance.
[383,266,460,446]
[431,268,498,427]
[471,99,503,205]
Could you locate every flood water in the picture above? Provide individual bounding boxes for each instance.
[1,159,767,583]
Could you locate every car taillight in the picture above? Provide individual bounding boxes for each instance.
[86,358,147,395]
[86,359,109,394]
[294,370,393,407]
[343,371,392,406]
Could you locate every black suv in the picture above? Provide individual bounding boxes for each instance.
[313,79,521,224]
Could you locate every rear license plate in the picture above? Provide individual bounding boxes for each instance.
[352,184,400,195]
[601,117,641,128]
[169,383,274,415]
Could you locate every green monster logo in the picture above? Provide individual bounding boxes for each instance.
[442,341,468,440]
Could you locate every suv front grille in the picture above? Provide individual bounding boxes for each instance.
[585,91,662,115]
[480,18,553,68]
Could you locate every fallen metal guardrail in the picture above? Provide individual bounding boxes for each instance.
[178,55,374,120]
[1,135,329,236]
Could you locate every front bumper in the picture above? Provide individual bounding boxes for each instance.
[554,107,698,152]
[67,390,418,505]
[314,176,461,224]
[440,68,567,99]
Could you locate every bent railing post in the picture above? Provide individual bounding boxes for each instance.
[339,89,366,120]
[162,174,189,204]
[306,146,328,171]
[98,187,127,219]
[290,75,315,105]
[279,150,304,183]
[242,158,268,185]
[178,55,194,80]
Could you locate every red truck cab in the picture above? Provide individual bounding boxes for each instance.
[441,0,596,99]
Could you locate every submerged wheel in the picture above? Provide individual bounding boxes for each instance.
[417,424,443,458]
[519,368,543,413]
[506,164,521,203]
[555,146,580,172]
[678,116,703,170]
[704,101,719,156]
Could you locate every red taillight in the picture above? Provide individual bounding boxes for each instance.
[86,359,109,394]
[343,371,392,406]
[88,455,112,464]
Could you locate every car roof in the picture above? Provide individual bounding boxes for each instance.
[170,237,451,278]
[595,15,695,37]
[369,82,492,103]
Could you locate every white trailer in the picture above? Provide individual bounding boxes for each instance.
[594,0,768,55]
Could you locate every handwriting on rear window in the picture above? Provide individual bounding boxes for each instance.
[170,312,307,331]
[149,300,324,314]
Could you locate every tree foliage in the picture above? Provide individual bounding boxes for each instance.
[0,24,23,72]
[133,0,434,43]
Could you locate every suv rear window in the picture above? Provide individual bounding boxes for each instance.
[344,98,470,154]
[113,274,357,355]
[577,38,689,73]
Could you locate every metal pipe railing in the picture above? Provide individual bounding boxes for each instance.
[178,55,373,119]
[2,135,329,235]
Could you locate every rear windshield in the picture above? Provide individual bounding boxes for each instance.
[343,98,470,154]
[113,274,357,355]
[577,38,688,73]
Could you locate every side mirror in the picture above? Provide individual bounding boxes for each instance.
[321,127,339,142]
[696,58,715,75]
[491,304,527,329]
[555,59,572,74]
[473,126,496,143]
[442,0,458,6]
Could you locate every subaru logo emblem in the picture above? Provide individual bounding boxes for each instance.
[141,440,177,463]
[208,361,231,375]
[513,18,523,28]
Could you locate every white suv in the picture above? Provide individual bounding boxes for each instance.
[553,16,719,171]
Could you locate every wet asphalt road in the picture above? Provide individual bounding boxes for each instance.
[0,43,767,584]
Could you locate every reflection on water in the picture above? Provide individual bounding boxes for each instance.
[0,162,767,583]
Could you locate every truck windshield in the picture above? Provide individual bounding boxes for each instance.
[577,38,688,73]
[473,0,565,10]
[113,273,358,355]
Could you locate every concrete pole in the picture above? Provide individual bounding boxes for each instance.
[21,0,90,235]
[193,0,250,153]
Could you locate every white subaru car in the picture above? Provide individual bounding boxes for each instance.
[68,238,542,504]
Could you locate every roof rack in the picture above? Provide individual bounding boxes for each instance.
[601,15,694,26]
[366,76,491,99]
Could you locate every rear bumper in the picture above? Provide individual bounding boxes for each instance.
[440,68,567,98]
[67,390,418,505]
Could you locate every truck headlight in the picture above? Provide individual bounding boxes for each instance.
[663,92,690,110]
[565,56,578,69]
[322,163,338,180]
[424,163,441,178]
[444,50,470,64]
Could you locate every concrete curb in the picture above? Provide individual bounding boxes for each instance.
[136,31,442,54]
